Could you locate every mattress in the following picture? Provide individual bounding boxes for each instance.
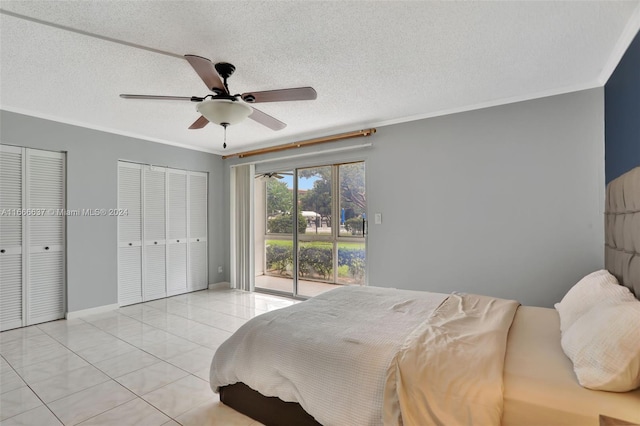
[502,306,640,426]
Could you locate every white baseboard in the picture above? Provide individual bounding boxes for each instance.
[208,281,230,290]
[66,303,119,320]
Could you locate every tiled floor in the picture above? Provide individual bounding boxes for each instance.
[0,288,299,425]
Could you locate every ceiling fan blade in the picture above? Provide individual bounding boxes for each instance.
[188,115,209,129]
[120,94,201,101]
[184,55,227,94]
[248,107,286,131]
[241,87,317,103]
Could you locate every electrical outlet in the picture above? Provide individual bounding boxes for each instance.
[218,266,223,273]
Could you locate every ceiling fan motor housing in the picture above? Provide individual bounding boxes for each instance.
[214,62,236,79]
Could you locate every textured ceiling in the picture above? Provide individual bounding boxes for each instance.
[1,1,639,155]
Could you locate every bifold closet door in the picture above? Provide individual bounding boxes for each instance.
[188,172,208,290]
[0,147,66,330]
[144,166,167,301]
[167,169,188,296]
[118,162,143,306]
[0,145,24,331]
[26,150,66,325]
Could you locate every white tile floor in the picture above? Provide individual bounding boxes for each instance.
[0,288,299,425]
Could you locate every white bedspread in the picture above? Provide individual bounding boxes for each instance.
[210,287,518,426]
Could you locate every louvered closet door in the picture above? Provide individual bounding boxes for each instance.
[26,149,66,325]
[0,145,24,331]
[167,169,187,296]
[188,171,208,290]
[118,162,143,306]
[144,166,166,301]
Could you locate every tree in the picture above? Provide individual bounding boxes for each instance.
[338,163,366,214]
[300,178,332,222]
[266,179,292,216]
[298,163,366,224]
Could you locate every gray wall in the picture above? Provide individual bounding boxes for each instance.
[1,110,225,312]
[226,88,605,307]
[1,87,605,311]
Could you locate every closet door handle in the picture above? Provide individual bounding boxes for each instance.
[44,247,50,250]
[196,239,200,242]
[0,249,5,254]
[177,240,180,243]
[128,243,132,246]
[154,241,158,245]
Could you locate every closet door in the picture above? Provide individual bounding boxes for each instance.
[167,168,187,295]
[143,166,166,301]
[26,149,65,325]
[0,145,24,331]
[188,171,208,291]
[118,162,143,306]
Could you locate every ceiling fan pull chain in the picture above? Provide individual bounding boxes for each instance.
[223,123,228,149]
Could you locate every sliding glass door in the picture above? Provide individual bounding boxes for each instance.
[255,162,366,298]
[254,171,295,294]
[297,165,334,297]
[336,162,367,285]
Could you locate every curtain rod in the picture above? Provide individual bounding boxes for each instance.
[230,142,373,168]
[222,128,376,160]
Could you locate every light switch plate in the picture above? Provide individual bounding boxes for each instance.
[374,213,382,224]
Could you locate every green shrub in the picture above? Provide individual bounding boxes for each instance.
[345,217,365,235]
[338,247,366,280]
[337,265,350,277]
[265,244,292,274]
[265,240,365,281]
[267,213,307,234]
[298,245,332,279]
[348,257,365,280]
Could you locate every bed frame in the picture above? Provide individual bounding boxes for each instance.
[604,166,640,298]
[219,382,321,425]
[220,167,640,425]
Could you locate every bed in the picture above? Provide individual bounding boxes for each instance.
[210,166,640,426]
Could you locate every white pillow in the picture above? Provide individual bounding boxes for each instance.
[560,301,640,392]
[555,270,635,333]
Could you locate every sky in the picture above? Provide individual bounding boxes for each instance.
[281,174,318,190]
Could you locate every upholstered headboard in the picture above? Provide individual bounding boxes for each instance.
[605,166,640,299]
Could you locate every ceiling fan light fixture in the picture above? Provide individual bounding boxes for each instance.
[196,99,252,126]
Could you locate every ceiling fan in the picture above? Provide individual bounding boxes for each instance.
[120,55,317,149]
[255,171,293,179]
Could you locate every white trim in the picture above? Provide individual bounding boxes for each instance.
[0,106,219,155]
[66,303,118,320]
[2,75,601,159]
[371,81,602,130]
[3,79,603,160]
[598,2,640,85]
[222,82,602,159]
[208,281,231,290]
